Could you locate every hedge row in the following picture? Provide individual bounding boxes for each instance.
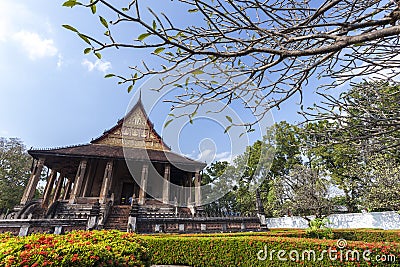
[146,228,400,243]
[132,234,400,267]
[0,231,150,267]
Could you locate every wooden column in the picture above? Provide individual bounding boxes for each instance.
[138,163,149,205]
[52,172,65,203]
[82,160,94,197]
[162,164,170,203]
[69,159,88,203]
[20,158,45,205]
[42,169,57,207]
[194,170,201,206]
[99,160,114,204]
[187,172,193,205]
[63,178,73,200]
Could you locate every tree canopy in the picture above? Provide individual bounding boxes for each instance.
[0,138,31,212]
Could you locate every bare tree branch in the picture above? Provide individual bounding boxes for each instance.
[64,0,400,126]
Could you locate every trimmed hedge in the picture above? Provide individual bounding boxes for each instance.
[0,231,150,267]
[132,234,400,266]
[139,228,400,243]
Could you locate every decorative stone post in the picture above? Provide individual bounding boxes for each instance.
[20,158,45,205]
[69,159,88,203]
[162,164,170,203]
[86,200,101,230]
[127,196,139,232]
[138,164,148,205]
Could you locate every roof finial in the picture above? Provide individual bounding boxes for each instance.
[138,88,142,103]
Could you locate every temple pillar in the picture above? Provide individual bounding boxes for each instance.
[42,169,57,207]
[99,160,113,204]
[82,160,94,197]
[138,163,149,205]
[20,158,45,205]
[63,178,73,200]
[69,159,88,203]
[162,164,170,203]
[187,172,192,205]
[52,172,65,203]
[194,170,201,206]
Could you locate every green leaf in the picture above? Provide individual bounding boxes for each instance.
[95,52,102,59]
[154,47,165,55]
[99,16,108,28]
[78,33,91,45]
[84,48,91,54]
[152,20,157,30]
[91,4,96,14]
[192,69,204,75]
[104,74,115,78]
[188,8,199,13]
[138,32,151,41]
[226,116,232,123]
[127,85,133,93]
[164,119,173,128]
[62,1,82,7]
[62,24,78,33]
[122,7,129,11]
[224,125,232,133]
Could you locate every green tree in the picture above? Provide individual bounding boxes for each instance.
[304,81,400,152]
[202,161,237,215]
[303,121,366,213]
[274,164,332,219]
[353,155,400,212]
[0,138,31,212]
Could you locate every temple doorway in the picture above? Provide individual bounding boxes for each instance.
[121,182,135,205]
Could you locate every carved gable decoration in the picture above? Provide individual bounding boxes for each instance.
[92,100,170,151]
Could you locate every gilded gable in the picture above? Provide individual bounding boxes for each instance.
[92,101,169,151]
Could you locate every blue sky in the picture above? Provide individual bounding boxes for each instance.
[0,0,334,164]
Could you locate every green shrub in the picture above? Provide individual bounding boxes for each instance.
[305,218,334,239]
[0,230,150,267]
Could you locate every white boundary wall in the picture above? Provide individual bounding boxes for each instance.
[266,211,400,230]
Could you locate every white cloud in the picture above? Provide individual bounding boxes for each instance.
[82,59,112,73]
[57,54,64,68]
[215,151,231,162]
[0,2,30,42]
[0,1,59,62]
[192,149,232,164]
[0,130,9,136]
[13,31,58,60]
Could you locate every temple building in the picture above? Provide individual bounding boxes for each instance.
[1,97,264,234]
[16,98,210,231]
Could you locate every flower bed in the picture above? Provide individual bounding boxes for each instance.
[0,230,150,267]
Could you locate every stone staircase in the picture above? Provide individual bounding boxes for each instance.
[103,205,131,231]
